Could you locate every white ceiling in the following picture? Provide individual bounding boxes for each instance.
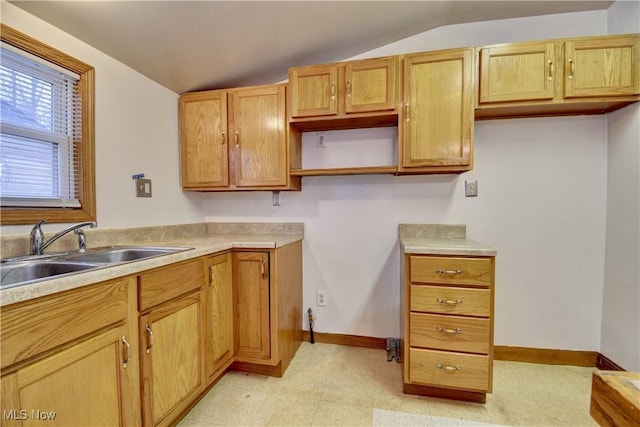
[9,1,614,94]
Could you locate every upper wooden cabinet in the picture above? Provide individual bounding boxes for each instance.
[179,84,300,191]
[398,48,474,174]
[564,36,639,98]
[477,34,640,119]
[479,41,556,104]
[289,56,400,130]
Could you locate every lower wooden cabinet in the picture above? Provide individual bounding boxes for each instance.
[205,253,234,380]
[403,254,495,403]
[0,277,140,426]
[138,259,205,427]
[139,291,203,427]
[1,326,136,427]
[232,242,303,377]
[233,251,272,363]
[0,242,303,426]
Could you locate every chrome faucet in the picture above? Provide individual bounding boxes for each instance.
[30,220,98,255]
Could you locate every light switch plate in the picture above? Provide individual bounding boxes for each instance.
[136,179,152,197]
[465,179,478,197]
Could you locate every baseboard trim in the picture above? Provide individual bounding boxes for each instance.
[302,332,626,369]
[596,353,625,371]
[302,331,387,349]
[494,345,598,367]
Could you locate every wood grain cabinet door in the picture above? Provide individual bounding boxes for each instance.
[479,41,556,103]
[345,57,398,114]
[233,252,271,363]
[564,35,640,98]
[289,64,338,117]
[179,91,229,188]
[400,48,474,171]
[205,253,233,379]
[140,292,202,427]
[1,326,136,427]
[230,86,287,187]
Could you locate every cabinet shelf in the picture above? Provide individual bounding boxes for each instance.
[290,166,398,176]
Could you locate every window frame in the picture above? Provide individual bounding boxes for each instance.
[0,24,95,225]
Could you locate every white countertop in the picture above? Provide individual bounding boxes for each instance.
[0,233,302,307]
[401,237,497,256]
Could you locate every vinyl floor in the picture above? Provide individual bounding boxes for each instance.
[178,342,597,427]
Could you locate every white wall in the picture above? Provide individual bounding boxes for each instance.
[602,0,640,371]
[0,1,205,236]
[203,10,611,351]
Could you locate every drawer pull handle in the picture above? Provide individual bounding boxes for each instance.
[436,326,462,334]
[145,324,154,354]
[122,335,131,369]
[436,298,462,305]
[436,363,462,372]
[436,268,462,275]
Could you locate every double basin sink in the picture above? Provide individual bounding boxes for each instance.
[0,246,193,290]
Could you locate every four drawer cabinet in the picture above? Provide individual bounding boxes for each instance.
[403,255,495,403]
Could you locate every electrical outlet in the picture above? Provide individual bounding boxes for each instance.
[316,134,326,148]
[465,179,478,197]
[316,290,327,307]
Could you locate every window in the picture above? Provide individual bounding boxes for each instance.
[0,24,95,225]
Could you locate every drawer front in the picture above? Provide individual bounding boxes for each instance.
[410,313,490,354]
[139,258,204,311]
[410,256,492,287]
[409,348,490,392]
[411,285,490,317]
[1,278,130,369]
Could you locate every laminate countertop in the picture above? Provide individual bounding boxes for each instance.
[0,233,302,307]
[401,237,497,256]
[399,224,496,257]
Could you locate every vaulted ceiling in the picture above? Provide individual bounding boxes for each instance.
[9,1,614,94]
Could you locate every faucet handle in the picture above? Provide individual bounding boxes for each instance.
[74,228,88,252]
[30,220,47,255]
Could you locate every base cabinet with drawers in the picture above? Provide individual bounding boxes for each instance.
[402,255,495,403]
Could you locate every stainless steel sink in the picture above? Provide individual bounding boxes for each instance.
[66,246,191,263]
[0,261,101,290]
[1,246,193,289]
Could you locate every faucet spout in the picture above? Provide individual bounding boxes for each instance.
[30,220,98,255]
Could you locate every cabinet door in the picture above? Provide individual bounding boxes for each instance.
[205,253,233,379]
[564,35,640,98]
[400,48,474,170]
[289,64,338,117]
[345,57,398,113]
[140,293,202,427]
[230,86,287,187]
[479,42,556,103]
[233,252,271,362]
[1,326,136,427]
[179,91,229,188]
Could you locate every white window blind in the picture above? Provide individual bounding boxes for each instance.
[0,43,82,208]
